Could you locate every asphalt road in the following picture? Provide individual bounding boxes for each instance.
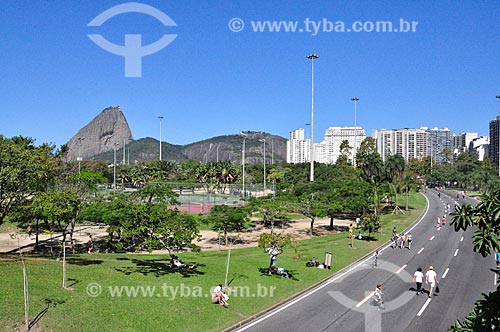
[234,189,497,332]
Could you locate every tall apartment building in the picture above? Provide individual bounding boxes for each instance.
[489,116,500,168]
[322,126,366,164]
[286,126,366,164]
[426,127,454,164]
[286,128,310,163]
[469,136,489,161]
[453,132,478,156]
[372,128,428,162]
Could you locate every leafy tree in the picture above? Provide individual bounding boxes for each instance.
[356,137,385,216]
[449,189,500,331]
[208,205,250,245]
[361,213,381,239]
[247,197,288,233]
[296,192,326,236]
[0,136,58,225]
[258,232,300,258]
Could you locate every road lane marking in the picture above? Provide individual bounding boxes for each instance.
[417,248,424,255]
[356,291,375,308]
[460,236,464,242]
[429,235,435,241]
[396,265,407,274]
[454,249,459,257]
[417,298,432,316]
[442,268,450,279]
[494,274,497,286]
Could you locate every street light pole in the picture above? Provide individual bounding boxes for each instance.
[351,97,359,166]
[113,142,118,189]
[158,115,164,161]
[260,139,266,192]
[307,53,319,182]
[242,137,246,197]
[77,137,84,174]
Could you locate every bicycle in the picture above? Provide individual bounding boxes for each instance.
[369,294,385,310]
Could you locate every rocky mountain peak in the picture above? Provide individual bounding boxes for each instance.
[66,106,133,161]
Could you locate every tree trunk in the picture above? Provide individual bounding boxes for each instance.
[329,215,334,231]
[62,234,67,289]
[310,218,315,236]
[35,219,39,248]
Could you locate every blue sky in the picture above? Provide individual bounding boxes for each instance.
[1,0,500,147]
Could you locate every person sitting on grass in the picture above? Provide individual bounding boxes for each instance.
[169,254,194,269]
[211,284,229,308]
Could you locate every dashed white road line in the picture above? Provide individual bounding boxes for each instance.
[417,247,424,255]
[454,249,459,257]
[417,298,432,316]
[460,236,464,242]
[396,264,407,274]
[429,235,435,241]
[442,267,450,279]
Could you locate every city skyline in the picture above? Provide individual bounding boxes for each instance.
[1,2,500,148]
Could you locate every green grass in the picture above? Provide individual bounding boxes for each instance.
[0,193,425,332]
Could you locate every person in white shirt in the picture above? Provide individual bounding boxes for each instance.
[425,266,438,298]
[413,267,424,295]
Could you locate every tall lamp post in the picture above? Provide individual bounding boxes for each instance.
[158,115,164,161]
[351,97,359,166]
[77,137,84,174]
[113,142,119,189]
[496,96,500,177]
[242,136,246,197]
[307,53,319,182]
[260,139,266,192]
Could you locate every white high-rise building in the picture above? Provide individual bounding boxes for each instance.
[372,128,428,162]
[426,127,454,164]
[286,126,366,164]
[453,132,478,156]
[469,136,489,161]
[322,126,366,164]
[286,128,311,163]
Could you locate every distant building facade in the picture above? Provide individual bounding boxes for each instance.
[286,128,310,163]
[469,136,489,161]
[453,132,478,156]
[372,128,428,162]
[425,127,454,164]
[286,126,366,164]
[489,116,500,167]
[322,126,366,164]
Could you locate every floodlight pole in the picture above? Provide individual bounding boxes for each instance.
[307,53,319,181]
[351,97,359,166]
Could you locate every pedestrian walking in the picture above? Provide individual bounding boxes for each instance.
[413,267,424,295]
[425,266,438,298]
[373,250,379,267]
[406,233,413,249]
[391,227,398,248]
[348,223,354,239]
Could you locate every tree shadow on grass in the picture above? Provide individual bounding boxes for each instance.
[114,258,205,278]
[66,257,104,265]
[29,298,66,330]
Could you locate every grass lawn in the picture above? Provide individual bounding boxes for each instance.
[0,193,425,332]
